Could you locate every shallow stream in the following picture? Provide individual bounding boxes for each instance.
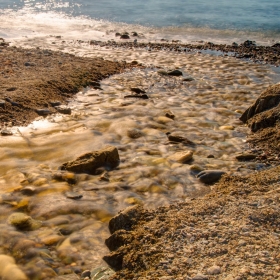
[0,44,278,278]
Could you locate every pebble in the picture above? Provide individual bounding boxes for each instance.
[167,70,183,76]
[7,213,42,231]
[235,152,256,161]
[196,170,226,184]
[55,105,72,115]
[36,108,51,116]
[207,265,221,275]
[167,151,193,163]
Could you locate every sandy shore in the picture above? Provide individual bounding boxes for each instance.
[0,39,279,280]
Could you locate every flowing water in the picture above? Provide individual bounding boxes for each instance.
[0,0,279,279]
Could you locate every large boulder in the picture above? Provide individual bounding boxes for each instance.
[60,146,120,174]
[240,84,280,131]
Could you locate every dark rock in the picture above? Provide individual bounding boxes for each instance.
[89,81,101,87]
[103,252,124,271]
[164,110,175,119]
[105,229,132,251]
[115,32,121,37]
[131,32,138,37]
[6,87,17,92]
[167,70,183,76]
[243,40,256,47]
[240,84,280,131]
[50,101,61,107]
[197,170,226,184]
[235,153,257,161]
[166,132,195,146]
[81,270,91,278]
[36,108,51,116]
[124,94,149,99]
[55,105,72,115]
[1,129,13,136]
[60,145,120,174]
[130,87,146,94]
[108,205,142,234]
[120,34,130,39]
[207,154,215,158]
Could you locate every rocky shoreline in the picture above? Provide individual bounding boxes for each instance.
[0,38,279,280]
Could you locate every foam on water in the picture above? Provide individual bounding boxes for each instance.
[0,7,279,46]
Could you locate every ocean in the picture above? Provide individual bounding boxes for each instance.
[0,0,280,45]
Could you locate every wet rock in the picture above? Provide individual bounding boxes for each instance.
[0,255,28,280]
[91,266,114,280]
[127,128,143,139]
[81,270,91,279]
[115,32,121,37]
[130,87,146,94]
[197,170,226,184]
[124,94,149,99]
[36,108,51,116]
[243,40,256,47]
[167,150,193,163]
[183,77,194,81]
[240,84,280,131]
[108,205,142,234]
[235,152,257,161]
[120,34,130,39]
[60,146,120,174]
[65,191,83,200]
[164,110,175,119]
[50,100,61,107]
[1,129,13,136]
[131,32,138,37]
[55,105,72,115]
[166,132,195,146]
[7,213,42,231]
[167,69,183,76]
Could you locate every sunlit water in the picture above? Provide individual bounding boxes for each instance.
[0,1,279,279]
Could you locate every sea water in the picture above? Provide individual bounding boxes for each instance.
[0,0,279,44]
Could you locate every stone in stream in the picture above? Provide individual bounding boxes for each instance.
[130,87,146,94]
[127,128,144,139]
[60,145,120,175]
[167,150,193,163]
[1,129,13,136]
[164,110,175,119]
[197,170,226,184]
[167,69,183,76]
[235,152,256,161]
[36,108,51,116]
[124,93,149,99]
[7,213,42,231]
[0,255,28,280]
[120,34,130,39]
[55,105,72,115]
[166,132,195,146]
[50,100,61,107]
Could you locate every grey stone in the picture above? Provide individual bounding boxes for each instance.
[197,170,226,184]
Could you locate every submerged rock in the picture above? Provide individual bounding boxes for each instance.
[60,146,120,174]
[197,170,226,184]
[167,150,193,163]
[0,255,28,280]
[7,213,42,231]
